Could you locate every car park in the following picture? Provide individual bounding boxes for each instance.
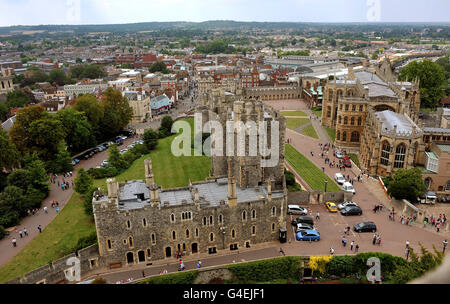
[334,173,346,185]
[325,202,338,213]
[287,205,308,215]
[291,216,314,226]
[342,182,356,195]
[354,222,377,233]
[340,206,363,216]
[337,201,358,210]
[296,230,320,242]
[296,223,314,232]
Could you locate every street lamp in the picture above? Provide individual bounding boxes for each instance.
[324,180,328,193]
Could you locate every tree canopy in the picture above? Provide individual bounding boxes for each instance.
[387,168,427,203]
[399,59,446,108]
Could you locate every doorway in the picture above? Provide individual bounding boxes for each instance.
[191,243,198,254]
[126,252,134,265]
[165,247,172,258]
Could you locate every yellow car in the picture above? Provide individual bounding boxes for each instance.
[325,202,338,213]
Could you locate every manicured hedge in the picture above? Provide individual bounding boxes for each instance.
[225,256,303,283]
[138,270,199,284]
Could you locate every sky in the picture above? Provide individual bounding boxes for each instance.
[0,0,449,27]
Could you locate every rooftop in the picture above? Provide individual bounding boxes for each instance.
[375,110,420,136]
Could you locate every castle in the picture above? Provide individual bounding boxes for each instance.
[91,85,288,267]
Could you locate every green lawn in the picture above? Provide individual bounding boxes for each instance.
[301,124,319,139]
[0,118,211,283]
[312,108,322,118]
[286,118,310,130]
[348,153,361,169]
[281,111,308,117]
[0,192,96,283]
[285,144,340,192]
[324,127,336,142]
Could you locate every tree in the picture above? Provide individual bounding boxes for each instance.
[9,105,49,156]
[50,141,74,174]
[159,116,174,138]
[27,118,65,161]
[48,69,71,86]
[0,102,9,121]
[74,168,93,195]
[107,144,127,171]
[76,58,83,64]
[399,59,446,108]
[120,63,133,69]
[0,129,20,170]
[24,155,50,196]
[29,69,49,83]
[100,88,133,139]
[387,168,427,203]
[6,169,31,191]
[73,94,104,131]
[56,108,95,153]
[143,128,159,151]
[6,90,31,109]
[149,61,169,74]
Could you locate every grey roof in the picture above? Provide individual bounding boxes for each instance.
[354,71,397,98]
[1,115,16,132]
[423,127,450,134]
[375,110,419,135]
[437,145,450,153]
[115,178,277,210]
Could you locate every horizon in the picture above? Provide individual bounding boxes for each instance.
[0,0,449,27]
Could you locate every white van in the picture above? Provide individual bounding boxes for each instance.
[334,173,346,185]
[342,182,356,195]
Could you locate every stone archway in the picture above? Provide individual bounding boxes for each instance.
[126,252,134,265]
[191,243,198,254]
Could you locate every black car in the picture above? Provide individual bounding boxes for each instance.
[291,216,314,226]
[354,222,377,233]
[341,206,363,216]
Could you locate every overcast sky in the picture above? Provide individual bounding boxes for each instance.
[0,0,449,27]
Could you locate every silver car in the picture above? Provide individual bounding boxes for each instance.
[287,205,308,215]
[338,201,358,210]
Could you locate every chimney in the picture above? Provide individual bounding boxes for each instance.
[106,178,119,199]
[145,159,154,187]
[267,177,272,202]
[228,177,237,208]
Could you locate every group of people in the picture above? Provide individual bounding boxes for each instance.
[424,214,447,233]
[11,225,42,247]
[50,172,74,191]
[372,233,382,246]
[400,215,415,226]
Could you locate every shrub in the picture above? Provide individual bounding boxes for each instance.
[91,277,107,284]
[308,256,333,275]
[139,270,199,284]
[326,255,355,277]
[143,129,159,151]
[0,225,6,240]
[225,257,303,283]
[72,232,98,253]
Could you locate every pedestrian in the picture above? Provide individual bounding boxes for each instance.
[372,234,377,245]
[350,241,354,251]
[443,240,448,253]
[330,247,335,255]
[142,270,145,278]
[355,244,359,253]
[437,223,440,233]
[377,236,381,246]
[316,212,320,221]
[405,247,410,260]
[406,240,410,249]
[342,236,347,247]
[38,225,42,233]
[56,206,59,213]
[180,262,185,271]
[279,247,285,256]
[19,230,23,238]
[23,228,28,236]
[12,238,17,247]
[197,260,202,268]
[44,206,48,214]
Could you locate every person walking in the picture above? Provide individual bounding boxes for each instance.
[372,234,377,245]
[23,228,28,236]
[12,238,17,247]
[437,222,440,233]
[342,236,347,247]
[443,240,448,253]
[44,206,48,214]
[350,241,354,251]
[406,240,410,249]
[19,230,23,238]
[355,244,359,253]
[330,247,335,255]
[56,206,59,213]
[38,225,42,233]
[405,247,410,260]
[315,212,320,221]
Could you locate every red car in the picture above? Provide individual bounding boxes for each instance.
[344,155,352,167]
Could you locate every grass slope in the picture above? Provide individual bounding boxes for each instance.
[285,144,340,192]
[301,124,319,139]
[324,127,336,142]
[0,193,95,283]
[286,118,310,130]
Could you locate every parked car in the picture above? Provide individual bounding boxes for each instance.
[291,216,314,226]
[334,173,346,185]
[344,156,352,168]
[325,202,338,213]
[341,206,363,216]
[296,223,314,232]
[296,230,320,242]
[354,222,377,233]
[287,205,308,215]
[101,160,109,168]
[338,201,358,210]
[72,158,80,165]
[426,191,437,203]
[335,151,344,159]
[342,182,356,195]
